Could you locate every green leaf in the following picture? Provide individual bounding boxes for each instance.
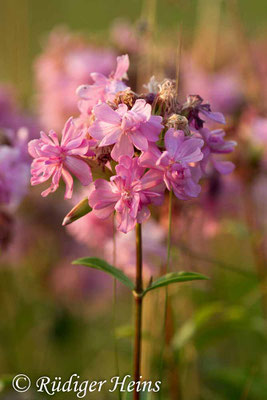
[143,271,209,295]
[73,257,135,290]
[62,197,92,226]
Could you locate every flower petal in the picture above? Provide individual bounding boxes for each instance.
[113,54,130,80]
[111,134,134,161]
[64,156,92,186]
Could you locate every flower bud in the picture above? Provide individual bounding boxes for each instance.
[62,197,92,226]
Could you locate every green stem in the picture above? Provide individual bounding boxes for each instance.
[158,190,175,399]
[112,215,121,400]
[166,190,173,273]
[133,223,143,400]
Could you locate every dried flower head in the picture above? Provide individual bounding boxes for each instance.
[112,89,138,108]
[157,79,179,115]
[166,114,190,135]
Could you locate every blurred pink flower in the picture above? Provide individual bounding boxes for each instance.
[140,129,204,200]
[35,28,116,130]
[0,85,39,140]
[110,19,139,53]
[181,58,243,114]
[89,155,165,233]
[66,187,113,248]
[0,145,29,208]
[67,211,113,249]
[89,99,163,160]
[28,117,92,199]
[50,258,113,304]
[105,219,166,281]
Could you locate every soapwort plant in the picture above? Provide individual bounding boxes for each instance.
[28,54,236,399]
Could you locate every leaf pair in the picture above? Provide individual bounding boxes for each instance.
[72,257,208,295]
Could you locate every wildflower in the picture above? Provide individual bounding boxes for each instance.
[200,128,236,174]
[182,95,225,130]
[89,99,163,161]
[89,156,165,233]
[76,54,130,105]
[28,117,92,199]
[140,128,204,200]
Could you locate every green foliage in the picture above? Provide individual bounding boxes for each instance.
[73,257,135,290]
[143,272,209,295]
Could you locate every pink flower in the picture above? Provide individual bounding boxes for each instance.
[182,95,225,130]
[35,28,116,131]
[76,54,130,106]
[28,117,92,199]
[89,99,163,161]
[200,128,236,175]
[89,156,165,233]
[140,129,204,200]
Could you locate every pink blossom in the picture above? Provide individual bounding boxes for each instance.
[89,156,165,233]
[182,95,225,130]
[200,128,236,175]
[89,99,163,161]
[28,117,92,199]
[34,28,116,131]
[76,54,130,106]
[140,129,204,200]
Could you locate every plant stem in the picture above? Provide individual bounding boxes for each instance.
[112,215,121,400]
[133,223,143,400]
[166,190,173,272]
[159,190,181,400]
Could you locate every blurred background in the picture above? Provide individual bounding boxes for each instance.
[0,0,267,399]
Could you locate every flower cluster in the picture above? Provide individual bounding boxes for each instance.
[28,55,236,233]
